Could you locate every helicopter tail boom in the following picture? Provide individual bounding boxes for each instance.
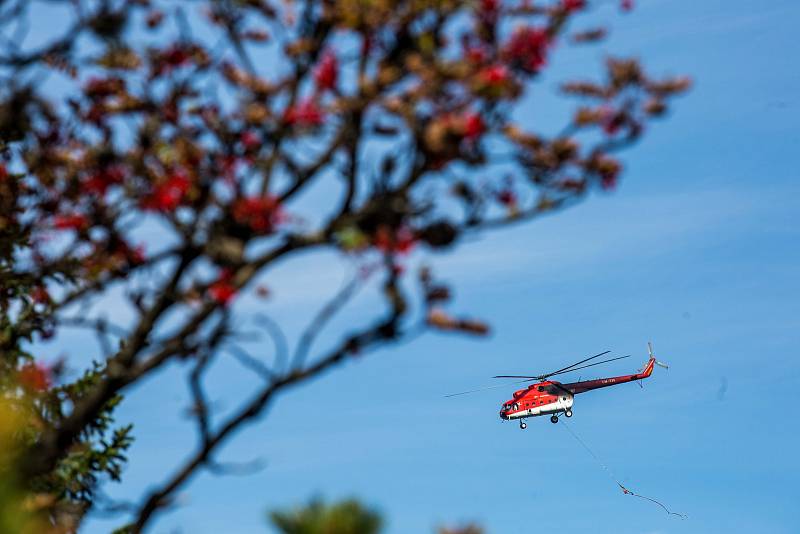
[562,346,662,395]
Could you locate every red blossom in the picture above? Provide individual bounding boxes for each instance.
[18,362,51,392]
[82,164,126,196]
[162,45,191,68]
[30,286,51,304]
[559,178,585,191]
[395,228,416,254]
[463,113,485,140]
[143,170,192,212]
[240,130,261,151]
[361,34,373,57]
[600,106,626,135]
[477,64,511,87]
[374,226,416,255]
[114,241,146,266]
[130,245,146,265]
[464,45,488,64]
[86,103,106,124]
[478,0,500,24]
[208,269,237,305]
[152,44,206,76]
[146,10,165,28]
[314,51,338,91]
[373,227,392,252]
[496,189,517,207]
[232,195,283,233]
[84,76,125,99]
[562,0,586,12]
[53,213,89,231]
[255,285,271,298]
[603,116,624,135]
[503,26,550,73]
[601,173,618,190]
[243,29,270,42]
[218,155,240,183]
[284,99,325,128]
[595,157,622,190]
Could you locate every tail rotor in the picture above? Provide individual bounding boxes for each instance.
[649,341,669,369]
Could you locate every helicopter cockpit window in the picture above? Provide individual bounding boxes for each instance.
[537,386,543,392]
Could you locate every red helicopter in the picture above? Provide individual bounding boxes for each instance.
[447,343,668,429]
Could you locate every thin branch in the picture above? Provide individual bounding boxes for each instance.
[253,313,289,374]
[56,315,129,339]
[207,457,267,477]
[188,352,214,447]
[225,343,273,381]
[130,273,409,532]
[291,269,362,370]
[278,123,350,203]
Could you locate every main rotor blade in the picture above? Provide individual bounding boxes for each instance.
[547,355,631,378]
[492,375,540,379]
[540,350,611,379]
[445,379,532,398]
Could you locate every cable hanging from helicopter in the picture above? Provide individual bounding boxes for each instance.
[560,418,687,519]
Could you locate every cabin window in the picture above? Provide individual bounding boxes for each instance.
[537,386,543,392]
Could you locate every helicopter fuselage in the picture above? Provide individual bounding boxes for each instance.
[500,356,656,426]
[499,381,574,420]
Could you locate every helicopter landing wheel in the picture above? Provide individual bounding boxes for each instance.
[550,415,559,424]
[519,421,527,430]
[565,409,573,418]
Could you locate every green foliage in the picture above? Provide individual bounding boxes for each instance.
[0,398,51,534]
[0,202,134,525]
[270,498,383,534]
[438,525,484,534]
[267,498,485,534]
[33,363,135,508]
[47,423,134,503]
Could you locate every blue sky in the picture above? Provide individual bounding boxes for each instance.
[29,0,799,532]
